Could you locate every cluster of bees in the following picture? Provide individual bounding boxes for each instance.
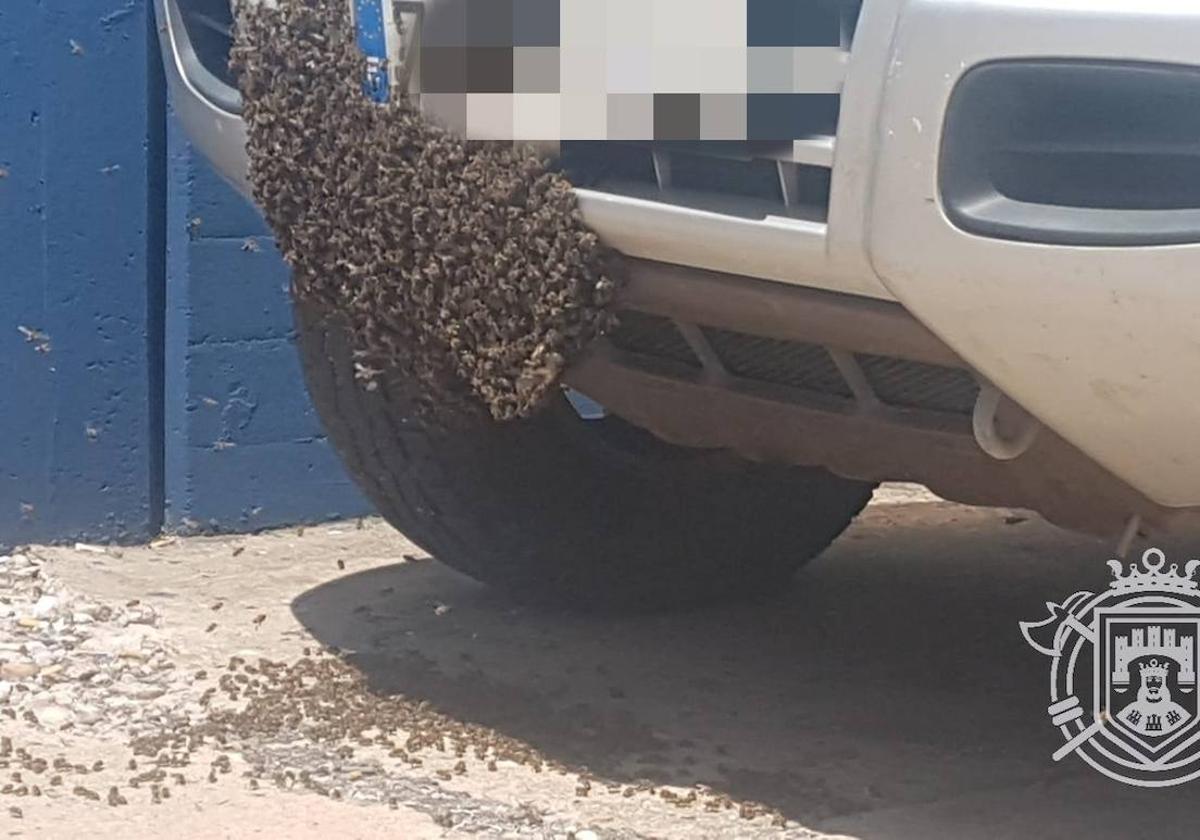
[152,651,556,774]
[2,648,788,828]
[231,0,622,422]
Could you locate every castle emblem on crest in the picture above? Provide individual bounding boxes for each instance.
[1021,548,1200,787]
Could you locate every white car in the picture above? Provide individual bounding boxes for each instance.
[158,0,1200,607]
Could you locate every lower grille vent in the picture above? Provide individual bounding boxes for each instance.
[606,309,980,417]
[856,354,980,416]
[607,312,701,370]
[703,328,852,399]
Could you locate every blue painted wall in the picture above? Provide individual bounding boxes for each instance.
[0,1,164,544]
[163,123,369,534]
[0,2,370,544]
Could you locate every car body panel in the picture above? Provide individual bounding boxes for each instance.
[866,0,1200,506]
[157,0,1200,509]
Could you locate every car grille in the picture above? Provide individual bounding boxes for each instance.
[179,0,236,88]
[703,327,854,399]
[605,311,702,371]
[558,141,835,223]
[179,0,866,226]
[559,0,864,223]
[856,354,980,415]
[607,310,980,417]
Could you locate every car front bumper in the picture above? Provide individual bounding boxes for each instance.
[158,0,1200,510]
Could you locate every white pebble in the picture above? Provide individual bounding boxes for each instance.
[0,661,39,680]
[31,649,58,668]
[74,704,102,724]
[37,703,75,727]
[115,682,166,700]
[31,595,60,618]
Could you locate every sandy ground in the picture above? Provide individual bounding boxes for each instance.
[4,484,1200,838]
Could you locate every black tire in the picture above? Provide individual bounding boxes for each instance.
[295,299,877,610]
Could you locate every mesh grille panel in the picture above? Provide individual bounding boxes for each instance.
[607,311,700,368]
[604,311,978,417]
[856,354,979,415]
[703,328,852,399]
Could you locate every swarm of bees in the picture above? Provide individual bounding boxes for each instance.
[231,0,622,422]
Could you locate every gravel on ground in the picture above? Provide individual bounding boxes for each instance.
[1,483,1191,838]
